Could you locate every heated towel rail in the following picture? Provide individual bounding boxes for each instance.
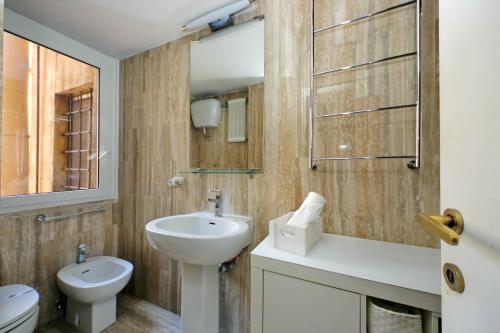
[309,0,422,170]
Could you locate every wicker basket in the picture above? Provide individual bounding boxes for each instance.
[368,299,423,333]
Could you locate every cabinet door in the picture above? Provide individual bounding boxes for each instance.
[263,271,360,333]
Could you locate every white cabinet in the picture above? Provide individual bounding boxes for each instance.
[251,235,441,333]
[262,271,360,333]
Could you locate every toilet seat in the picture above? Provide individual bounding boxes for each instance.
[0,306,38,333]
[0,285,39,333]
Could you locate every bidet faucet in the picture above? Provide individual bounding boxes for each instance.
[77,243,89,264]
[208,188,223,217]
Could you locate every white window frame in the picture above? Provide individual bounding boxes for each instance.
[0,9,119,213]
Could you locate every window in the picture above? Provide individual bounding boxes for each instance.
[1,9,118,213]
[2,32,99,196]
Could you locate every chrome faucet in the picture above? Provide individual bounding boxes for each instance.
[77,243,89,264]
[208,188,223,217]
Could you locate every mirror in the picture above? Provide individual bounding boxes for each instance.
[190,18,264,171]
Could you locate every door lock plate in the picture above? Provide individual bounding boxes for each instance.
[443,263,465,293]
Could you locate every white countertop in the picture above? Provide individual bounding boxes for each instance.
[251,234,441,296]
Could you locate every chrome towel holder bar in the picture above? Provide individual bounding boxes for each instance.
[35,206,105,223]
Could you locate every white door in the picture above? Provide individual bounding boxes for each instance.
[440,0,500,332]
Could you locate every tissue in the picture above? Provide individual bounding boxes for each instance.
[287,192,326,227]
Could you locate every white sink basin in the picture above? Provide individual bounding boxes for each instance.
[146,211,252,333]
[146,212,252,266]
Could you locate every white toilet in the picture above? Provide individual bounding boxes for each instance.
[0,284,39,333]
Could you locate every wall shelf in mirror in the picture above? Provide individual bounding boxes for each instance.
[179,168,262,179]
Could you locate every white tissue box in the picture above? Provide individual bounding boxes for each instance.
[269,211,322,256]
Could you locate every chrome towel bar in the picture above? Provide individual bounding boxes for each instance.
[314,104,418,119]
[314,155,417,162]
[313,0,417,34]
[35,206,105,223]
[313,52,417,77]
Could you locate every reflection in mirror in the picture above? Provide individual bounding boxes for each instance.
[190,18,264,170]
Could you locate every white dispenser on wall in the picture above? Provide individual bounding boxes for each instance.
[191,99,221,136]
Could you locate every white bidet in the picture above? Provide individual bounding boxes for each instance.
[57,256,133,333]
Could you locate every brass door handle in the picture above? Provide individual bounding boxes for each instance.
[417,209,464,245]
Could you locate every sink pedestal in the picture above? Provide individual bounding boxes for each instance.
[182,263,219,333]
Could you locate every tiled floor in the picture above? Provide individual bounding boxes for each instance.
[39,294,181,333]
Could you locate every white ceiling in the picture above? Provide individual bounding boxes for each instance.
[191,20,264,98]
[5,0,240,59]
